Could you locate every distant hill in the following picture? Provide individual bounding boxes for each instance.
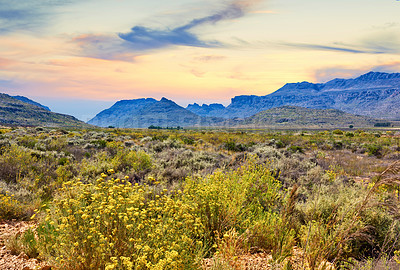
[88,97,223,128]
[186,103,226,117]
[11,95,51,111]
[88,98,157,127]
[231,106,389,128]
[186,71,400,120]
[0,93,89,127]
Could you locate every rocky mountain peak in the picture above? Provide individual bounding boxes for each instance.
[355,71,400,81]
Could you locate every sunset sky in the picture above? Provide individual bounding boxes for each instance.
[1,0,400,121]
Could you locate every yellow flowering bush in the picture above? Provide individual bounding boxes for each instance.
[0,145,37,184]
[0,191,25,220]
[37,174,203,270]
[80,149,152,179]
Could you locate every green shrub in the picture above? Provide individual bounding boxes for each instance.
[180,136,195,145]
[80,149,152,179]
[244,213,295,262]
[374,122,391,127]
[333,129,344,135]
[92,140,107,148]
[7,228,39,258]
[287,145,303,153]
[18,136,38,149]
[223,140,247,152]
[183,158,287,258]
[366,144,382,157]
[0,145,37,184]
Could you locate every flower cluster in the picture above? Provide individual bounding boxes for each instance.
[0,191,24,220]
[38,174,203,270]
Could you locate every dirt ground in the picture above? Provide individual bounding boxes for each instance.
[0,221,49,270]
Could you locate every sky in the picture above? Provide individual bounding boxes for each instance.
[1,0,400,121]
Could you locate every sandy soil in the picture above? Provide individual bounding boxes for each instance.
[0,221,49,270]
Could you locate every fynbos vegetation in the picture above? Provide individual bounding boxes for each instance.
[1,126,400,269]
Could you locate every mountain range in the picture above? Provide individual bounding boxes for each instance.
[186,71,400,120]
[1,71,400,128]
[0,93,89,128]
[87,97,221,128]
[11,95,51,111]
[89,71,400,128]
[234,106,385,128]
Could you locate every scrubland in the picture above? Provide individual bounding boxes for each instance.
[1,126,400,269]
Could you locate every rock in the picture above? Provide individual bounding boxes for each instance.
[18,252,29,260]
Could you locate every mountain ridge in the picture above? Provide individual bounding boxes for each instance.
[232,105,388,128]
[0,93,90,128]
[88,97,224,128]
[186,71,400,120]
[11,95,51,111]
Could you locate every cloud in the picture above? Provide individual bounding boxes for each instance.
[193,55,227,62]
[357,30,400,54]
[0,79,20,90]
[313,67,367,82]
[72,0,262,60]
[314,62,400,82]
[279,42,386,54]
[0,0,77,34]
[371,61,400,73]
[118,25,221,50]
[228,71,255,81]
[72,34,137,61]
[0,57,16,68]
[280,24,400,55]
[190,69,206,77]
[250,10,277,14]
[118,0,261,51]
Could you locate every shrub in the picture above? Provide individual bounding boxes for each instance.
[366,144,382,157]
[0,191,26,220]
[333,129,344,135]
[151,148,228,183]
[92,140,107,148]
[5,228,39,258]
[298,174,400,267]
[180,136,195,145]
[183,158,288,258]
[0,145,37,184]
[37,176,204,270]
[374,122,391,127]
[287,145,303,154]
[243,213,295,262]
[223,140,247,152]
[80,149,152,179]
[18,136,38,149]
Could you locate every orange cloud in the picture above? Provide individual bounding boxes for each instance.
[250,10,277,14]
[193,55,227,62]
[0,57,17,68]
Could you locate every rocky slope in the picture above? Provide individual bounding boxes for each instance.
[11,96,51,111]
[186,103,226,118]
[88,97,223,128]
[0,93,89,128]
[233,105,387,128]
[187,72,400,120]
